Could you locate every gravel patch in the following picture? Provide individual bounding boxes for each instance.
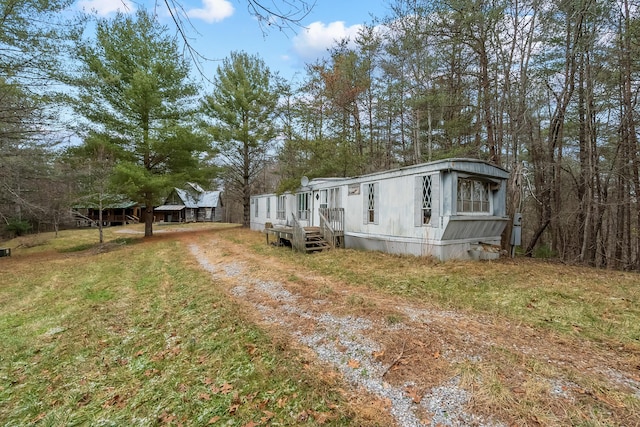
[549,379,576,400]
[598,367,640,399]
[189,243,504,427]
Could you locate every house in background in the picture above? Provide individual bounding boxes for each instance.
[73,201,141,227]
[250,158,510,261]
[155,183,223,223]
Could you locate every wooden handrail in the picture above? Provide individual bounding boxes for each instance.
[291,213,306,252]
[319,208,344,248]
[319,210,336,248]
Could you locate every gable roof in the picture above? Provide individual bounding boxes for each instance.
[175,188,199,208]
[165,185,222,209]
[186,182,205,193]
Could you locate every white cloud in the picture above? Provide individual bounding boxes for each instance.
[77,0,135,16]
[292,21,364,63]
[187,0,234,23]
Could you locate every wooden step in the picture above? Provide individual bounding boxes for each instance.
[303,228,330,253]
[305,244,330,253]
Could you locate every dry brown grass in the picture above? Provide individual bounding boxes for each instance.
[2,224,639,426]
[211,227,640,426]
[0,224,388,426]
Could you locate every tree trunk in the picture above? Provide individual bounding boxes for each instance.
[414,109,421,163]
[478,40,497,163]
[144,196,154,237]
[243,138,251,228]
[620,0,640,269]
[99,198,104,244]
[525,218,550,257]
[503,162,523,251]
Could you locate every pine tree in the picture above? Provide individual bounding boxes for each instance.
[202,51,280,227]
[67,10,213,236]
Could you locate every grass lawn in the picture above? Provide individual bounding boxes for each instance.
[1,223,639,426]
[248,234,640,348]
[0,225,363,426]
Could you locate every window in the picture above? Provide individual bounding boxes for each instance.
[421,175,432,224]
[329,188,340,208]
[297,192,310,220]
[254,198,258,217]
[364,183,378,224]
[277,195,286,220]
[266,197,271,218]
[415,174,438,227]
[319,190,328,209]
[457,178,490,213]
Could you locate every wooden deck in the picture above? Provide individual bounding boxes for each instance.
[265,226,335,253]
[265,226,294,246]
[265,209,344,254]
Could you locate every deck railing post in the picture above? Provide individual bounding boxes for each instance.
[291,213,306,252]
[319,208,344,248]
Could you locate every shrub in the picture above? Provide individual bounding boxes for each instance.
[5,218,32,237]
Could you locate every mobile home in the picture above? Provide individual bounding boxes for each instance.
[250,158,509,261]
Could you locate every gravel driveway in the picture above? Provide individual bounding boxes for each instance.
[183,232,640,427]
[189,241,503,427]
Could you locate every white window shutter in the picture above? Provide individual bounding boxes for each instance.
[414,176,422,227]
[374,182,380,224]
[362,184,368,224]
[431,173,440,226]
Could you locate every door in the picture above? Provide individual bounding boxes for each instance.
[314,189,329,227]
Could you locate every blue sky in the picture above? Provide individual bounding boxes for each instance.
[74,0,390,83]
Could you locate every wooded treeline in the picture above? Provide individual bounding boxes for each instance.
[1,0,639,269]
[276,0,640,270]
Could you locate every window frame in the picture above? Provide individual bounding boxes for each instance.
[456,177,491,214]
[319,189,328,209]
[329,187,340,208]
[421,175,432,225]
[414,173,439,228]
[297,192,310,220]
[266,197,271,219]
[276,195,286,220]
[363,182,379,225]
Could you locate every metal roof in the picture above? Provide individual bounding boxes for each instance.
[164,187,222,209]
[199,191,220,207]
[155,205,186,211]
[175,188,199,208]
[187,182,205,193]
[74,200,138,209]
